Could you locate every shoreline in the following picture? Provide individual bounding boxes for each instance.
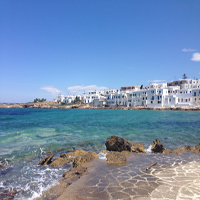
[35,153,200,200]
[34,137,200,199]
[0,102,200,111]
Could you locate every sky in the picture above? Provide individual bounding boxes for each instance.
[0,0,200,103]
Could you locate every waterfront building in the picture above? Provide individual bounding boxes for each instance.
[106,79,200,108]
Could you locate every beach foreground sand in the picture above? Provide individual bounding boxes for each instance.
[35,153,200,200]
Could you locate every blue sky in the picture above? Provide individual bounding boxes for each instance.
[0,0,200,103]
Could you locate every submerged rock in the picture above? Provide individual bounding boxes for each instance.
[72,151,99,168]
[106,151,127,164]
[50,157,73,167]
[151,139,165,153]
[105,136,132,152]
[37,153,55,166]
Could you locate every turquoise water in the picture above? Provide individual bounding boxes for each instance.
[0,108,200,199]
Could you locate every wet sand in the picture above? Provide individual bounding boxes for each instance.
[39,152,200,200]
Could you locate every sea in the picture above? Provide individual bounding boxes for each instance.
[0,108,200,199]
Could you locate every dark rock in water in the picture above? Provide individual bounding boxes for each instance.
[0,188,19,200]
[72,151,99,168]
[129,142,145,154]
[105,136,132,152]
[37,153,55,166]
[151,139,165,153]
[50,157,73,167]
[106,151,127,164]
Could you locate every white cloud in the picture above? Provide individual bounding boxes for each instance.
[147,80,166,83]
[67,85,108,94]
[40,87,61,95]
[182,48,196,52]
[191,52,200,62]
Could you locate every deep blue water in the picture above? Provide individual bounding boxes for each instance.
[0,108,200,199]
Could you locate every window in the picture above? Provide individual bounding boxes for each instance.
[169,99,171,102]
[181,99,183,102]
[151,101,153,104]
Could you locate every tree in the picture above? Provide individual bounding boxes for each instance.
[34,98,46,103]
[140,85,143,89]
[183,73,187,79]
[73,96,82,104]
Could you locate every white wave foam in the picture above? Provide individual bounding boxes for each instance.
[98,153,107,160]
[145,145,153,154]
[40,148,45,155]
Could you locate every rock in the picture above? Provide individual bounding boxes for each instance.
[129,142,145,153]
[162,149,174,154]
[60,149,87,158]
[105,136,132,152]
[191,143,200,154]
[37,153,55,166]
[50,157,73,167]
[0,188,19,200]
[106,151,127,164]
[72,151,99,168]
[151,139,165,153]
[63,167,87,178]
[172,145,192,155]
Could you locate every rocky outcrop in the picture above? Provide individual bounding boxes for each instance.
[60,149,87,158]
[191,143,200,154]
[37,153,55,166]
[129,142,145,153]
[106,151,127,164]
[50,157,73,167]
[72,151,99,168]
[151,139,165,153]
[105,136,132,152]
[63,167,87,179]
[163,144,200,155]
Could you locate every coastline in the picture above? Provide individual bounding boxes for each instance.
[34,152,200,200]
[33,137,200,200]
[0,102,200,111]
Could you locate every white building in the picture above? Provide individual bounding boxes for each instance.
[53,94,65,103]
[106,79,200,108]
